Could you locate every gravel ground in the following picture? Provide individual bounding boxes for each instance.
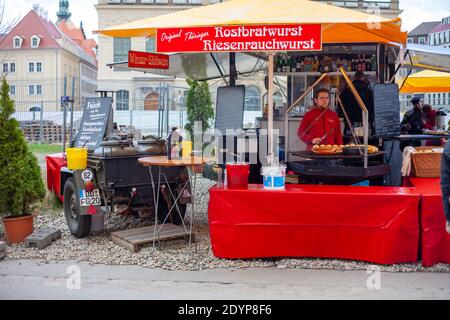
[1,177,450,273]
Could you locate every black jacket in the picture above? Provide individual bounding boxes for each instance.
[401,108,424,134]
[441,140,450,221]
[338,80,374,133]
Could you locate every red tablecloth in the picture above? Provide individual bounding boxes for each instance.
[209,184,420,265]
[45,153,66,202]
[403,177,450,267]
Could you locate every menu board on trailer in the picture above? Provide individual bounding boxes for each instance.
[75,97,113,150]
[373,84,401,137]
[214,85,246,134]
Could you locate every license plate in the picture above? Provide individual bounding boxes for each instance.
[79,189,101,207]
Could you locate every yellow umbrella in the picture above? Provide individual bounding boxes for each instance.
[95,0,406,44]
[398,70,450,94]
[95,0,406,163]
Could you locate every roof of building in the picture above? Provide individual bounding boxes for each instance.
[0,9,97,66]
[408,21,440,36]
[0,10,61,50]
[430,22,450,34]
[57,20,97,61]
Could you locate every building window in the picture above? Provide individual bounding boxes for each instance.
[113,37,131,63]
[36,85,42,95]
[244,86,261,111]
[29,85,34,95]
[31,36,39,48]
[13,36,21,48]
[28,62,35,72]
[10,63,15,73]
[146,38,155,53]
[407,38,413,44]
[116,90,129,110]
[419,37,426,45]
[10,85,15,95]
[3,63,8,73]
[36,62,42,72]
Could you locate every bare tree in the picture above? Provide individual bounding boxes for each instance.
[0,0,19,35]
[0,0,20,79]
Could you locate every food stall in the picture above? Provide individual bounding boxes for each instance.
[396,69,450,267]
[95,0,449,266]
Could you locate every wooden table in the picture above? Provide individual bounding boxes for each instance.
[138,156,209,249]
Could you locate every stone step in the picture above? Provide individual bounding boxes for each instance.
[24,233,53,250]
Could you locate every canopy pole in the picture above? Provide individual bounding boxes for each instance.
[399,51,415,91]
[268,53,274,164]
[229,53,236,86]
[339,67,369,169]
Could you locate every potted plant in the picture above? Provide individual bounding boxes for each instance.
[0,78,45,243]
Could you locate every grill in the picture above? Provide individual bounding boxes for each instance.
[288,151,390,185]
[291,150,386,160]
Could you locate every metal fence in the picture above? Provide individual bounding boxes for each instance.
[9,76,266,144]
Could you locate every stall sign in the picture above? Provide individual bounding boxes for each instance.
[156,24,322,53]
[128,50,169,69]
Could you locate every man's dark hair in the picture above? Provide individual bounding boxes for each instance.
[314,88,330,99]
[354,71,366,81]
[422,104,432,112]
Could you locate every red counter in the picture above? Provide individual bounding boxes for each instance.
[403,177,450,267]
[209,184,420,265]
[45,153,66,202]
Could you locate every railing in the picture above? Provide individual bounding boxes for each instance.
[315,0,395,10]
[106,0,220,4]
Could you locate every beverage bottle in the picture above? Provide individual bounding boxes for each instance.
[296,57,302,72]
[276,55,282,72]
[371,54,377,71]
[291,57,297,73]
[284,55,290,73]
[365,55,371,72]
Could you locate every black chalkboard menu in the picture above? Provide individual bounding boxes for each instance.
[215,85,245,133]
[75,97,113,150]
[373,83,401,137]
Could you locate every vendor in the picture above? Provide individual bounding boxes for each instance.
[338,71,374,141]
[400,96,424,150]
[297,88,343,150]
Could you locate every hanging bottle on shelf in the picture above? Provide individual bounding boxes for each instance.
[371,54,377,72]
[276,55,282,73]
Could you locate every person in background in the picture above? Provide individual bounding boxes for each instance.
[400,96,424,150]
[298,88,343,150]
[422,104,441,146]
[338,71,374,143]
[422,104,437,130]
[440,139,450,234]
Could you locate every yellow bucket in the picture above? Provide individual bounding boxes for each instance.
[182,140,193,159]
[66,148,88,170]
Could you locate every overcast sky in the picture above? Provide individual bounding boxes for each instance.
[4,0,450,40]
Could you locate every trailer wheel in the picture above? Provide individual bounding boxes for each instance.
[155,187,187,226]
[170,203,187,226]
[64,178,91,238]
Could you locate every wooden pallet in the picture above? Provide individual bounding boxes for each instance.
[111,224,194,253]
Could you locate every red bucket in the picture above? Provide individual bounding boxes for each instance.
[226,163,250,189]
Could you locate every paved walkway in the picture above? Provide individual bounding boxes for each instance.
[0,259,449,300]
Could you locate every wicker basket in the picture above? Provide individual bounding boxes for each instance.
[411,146,442,178]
